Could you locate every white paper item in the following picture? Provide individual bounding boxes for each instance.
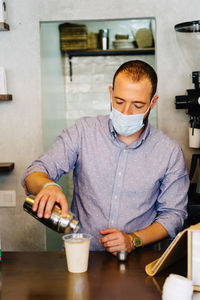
[0,67,7,94]
[189,127,200,149]
[162,274,193,300]
[192,231,200,286]
[0,0,7,23]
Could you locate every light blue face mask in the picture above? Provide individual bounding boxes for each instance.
[110,102,152,136]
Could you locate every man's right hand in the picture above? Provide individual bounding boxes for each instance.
[24,172,69,219]
[32,185,68,219]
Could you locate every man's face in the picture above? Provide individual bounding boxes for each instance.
[109,73,156,117]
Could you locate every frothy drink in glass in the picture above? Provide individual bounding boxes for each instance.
[62,233,92,273]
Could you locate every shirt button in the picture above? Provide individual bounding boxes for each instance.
[118,172,121,176]
[123,149,126,153]
[111,220,114,224]
[114,195,117,199]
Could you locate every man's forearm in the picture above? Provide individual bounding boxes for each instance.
[134,221,169,246]
[24,172,55,195]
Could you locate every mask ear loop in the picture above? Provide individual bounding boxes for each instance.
[110,97,113,111]
[146,98,154,114]
[143,99,154,126]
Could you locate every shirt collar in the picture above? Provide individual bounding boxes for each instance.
[108,118,117,138]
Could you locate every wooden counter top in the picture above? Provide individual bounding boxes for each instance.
[0,250,187,300]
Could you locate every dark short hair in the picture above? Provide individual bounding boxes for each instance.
[113,60,157,99]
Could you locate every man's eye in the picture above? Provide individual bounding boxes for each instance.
[134,104,143,109]
[116,101,123,105]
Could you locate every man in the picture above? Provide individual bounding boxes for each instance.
[22,60,189,254]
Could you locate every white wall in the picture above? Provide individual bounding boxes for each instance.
[0,0,199,250]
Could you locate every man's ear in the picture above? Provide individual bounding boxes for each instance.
[108,86,113,111]
[108,85,113,98]
[151,95,159,109]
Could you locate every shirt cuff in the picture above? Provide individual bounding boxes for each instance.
[155,216,185,238]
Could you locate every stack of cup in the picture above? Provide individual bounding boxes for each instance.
[189,127,200,148]
[162,274,193,300]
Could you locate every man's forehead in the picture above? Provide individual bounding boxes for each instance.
[112,73,153,101]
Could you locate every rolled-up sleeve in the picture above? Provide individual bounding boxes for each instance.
[154,145,189,237]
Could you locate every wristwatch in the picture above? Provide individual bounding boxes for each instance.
[129,233,142,248]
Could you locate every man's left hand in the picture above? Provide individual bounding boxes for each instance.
[99,228,134,255]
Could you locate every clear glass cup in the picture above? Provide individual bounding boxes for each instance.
[62,233,92,273]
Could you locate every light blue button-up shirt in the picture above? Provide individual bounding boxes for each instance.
[22,115,189,250]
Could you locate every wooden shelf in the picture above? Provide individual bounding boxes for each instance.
[0,22,9,31]
[0,94,12,101]
[0,163,14,173]
[65,48,155,81]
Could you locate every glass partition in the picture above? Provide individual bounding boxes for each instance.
[40,17,156,250]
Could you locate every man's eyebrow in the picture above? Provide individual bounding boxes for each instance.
[114,96,146,104]
[114,96,125,101]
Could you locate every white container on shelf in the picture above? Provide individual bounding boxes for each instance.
[0,67,7,94]
[0,0,7,23]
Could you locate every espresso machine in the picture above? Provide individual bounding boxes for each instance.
[174,20,200,224]
[175,71,200,193]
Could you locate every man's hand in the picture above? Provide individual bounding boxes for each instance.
[32,185,68,219]
[99,228,134,256]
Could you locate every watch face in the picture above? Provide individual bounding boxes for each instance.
[134,237,142,247]
[130,233,142,247]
